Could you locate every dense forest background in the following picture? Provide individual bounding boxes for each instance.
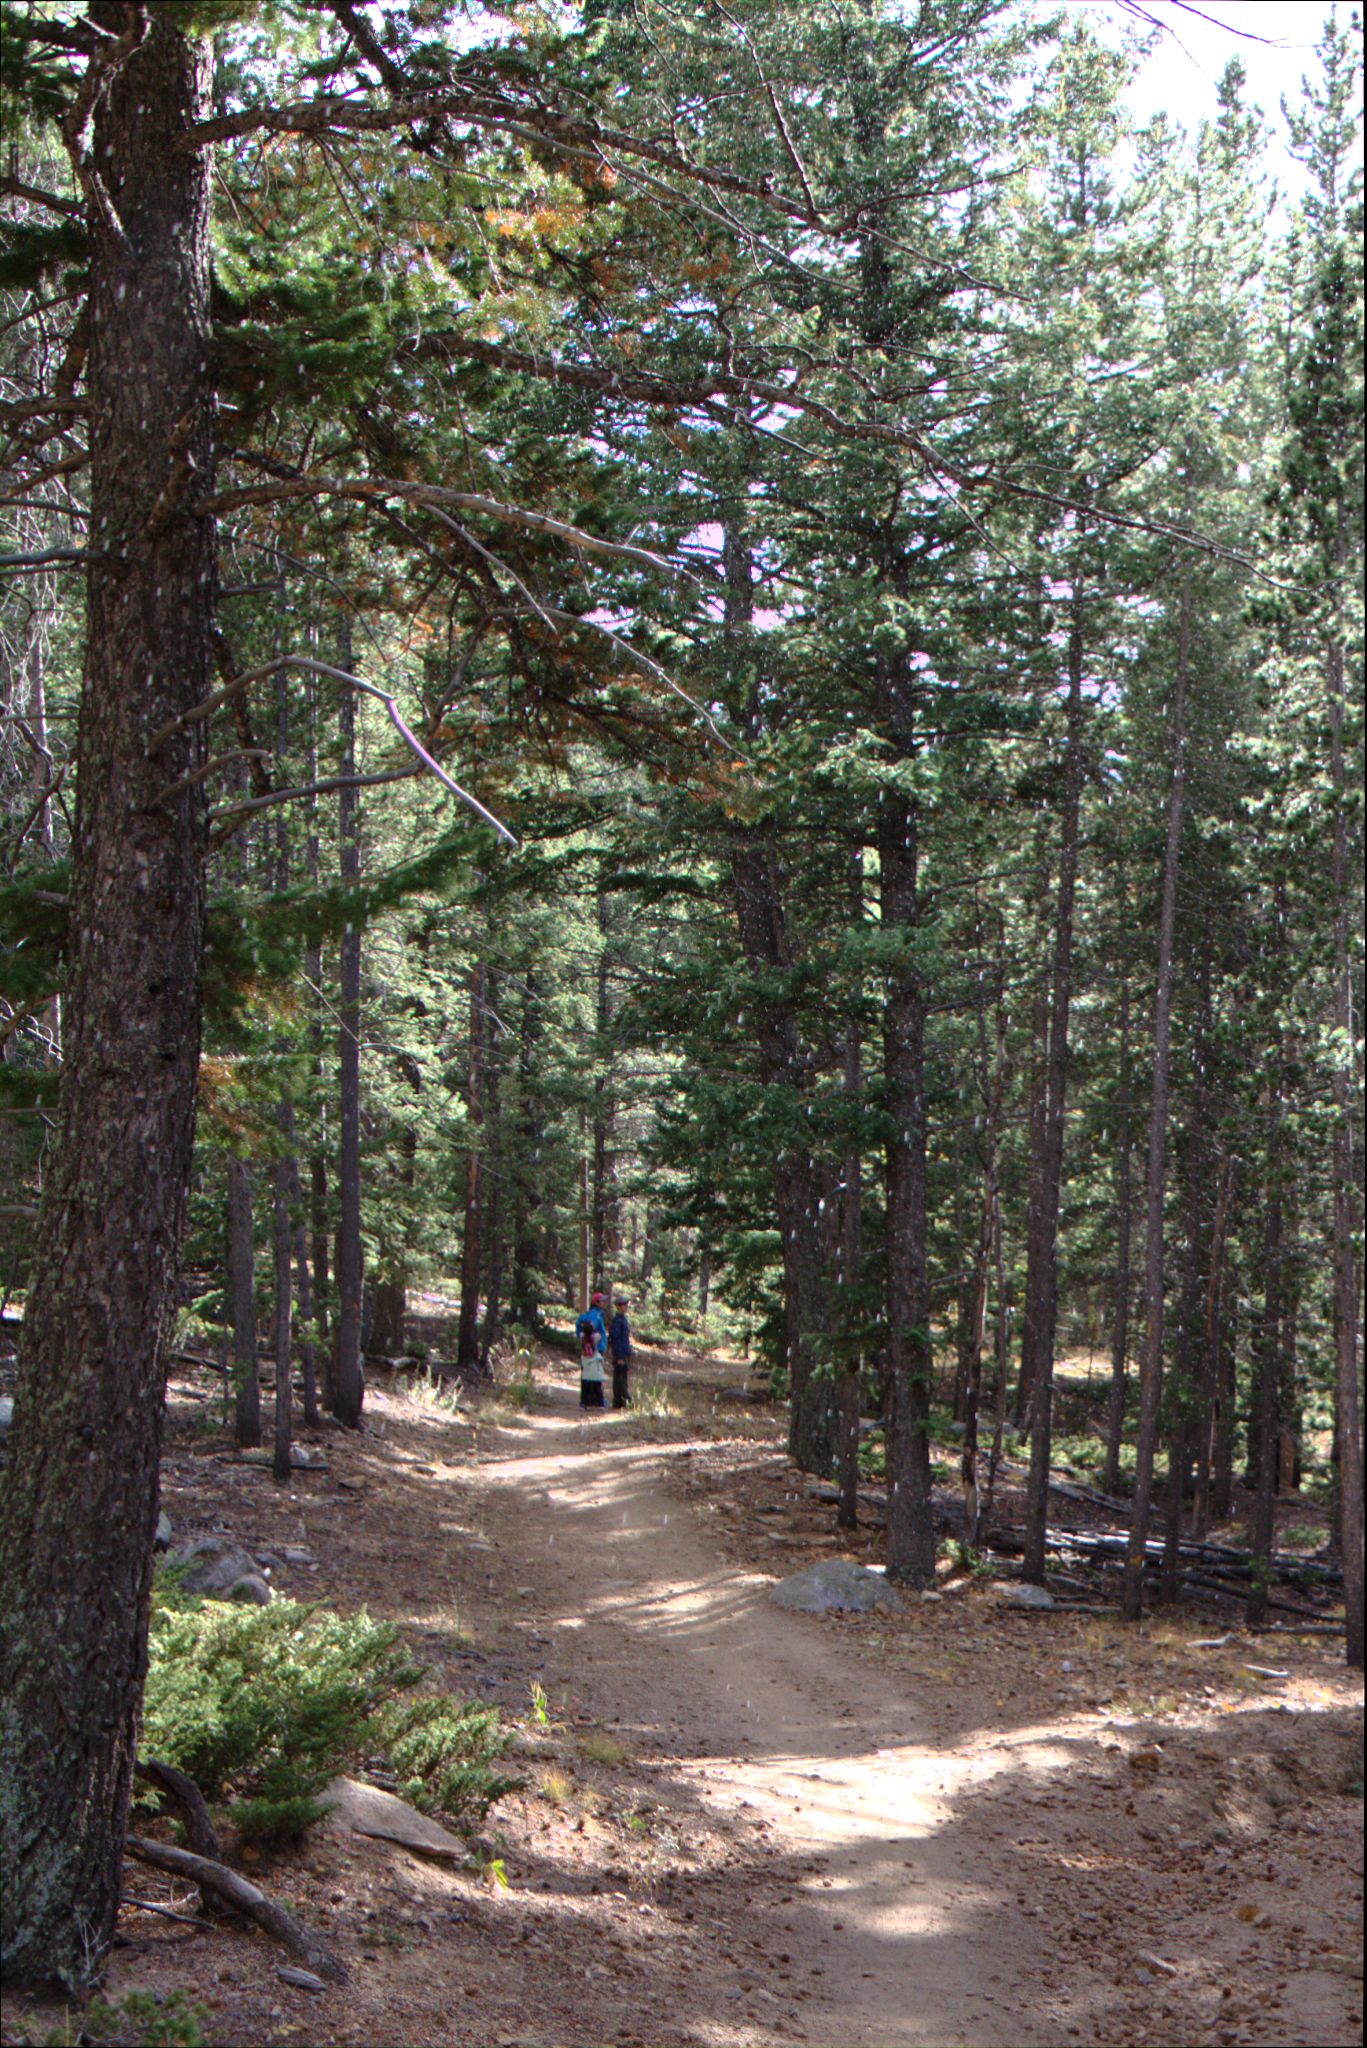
[0,0,1362,1991]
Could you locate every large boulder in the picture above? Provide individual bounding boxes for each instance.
[171,1537,272,1604]
[322,1776,469,1859]
[770,1559,905,1615]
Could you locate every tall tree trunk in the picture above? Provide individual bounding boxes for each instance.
[480,970,504,1368]
[838,850,865,1531]
[1015,970,1051,1430]
[271,634,293,1479]
[332,622,364,1427]
[880,785,935,1586]
[1104,964,1135,1496]
[1122,574,1191,1622]
[1161,951,1213,1601]
[1326,615,1364,1665]
[1212,1290,1238,1524]
[290,1155,321,1427]
[271,1127,294,1483]
[510,970,543,1325]
[722,518,833,1473]
[456,960,486,1375]
[960,915,1006,1548]
[0,16,215,1988]
[591,899,616,1284]
[728,833,835,1474]
[983,1180,1012,1527]
[1023,587,1087,1585]
[228,1155,260,1448]
[1246,1080,1285,1631]
[304,665,330,1379]
[1193,1154,1235,1537]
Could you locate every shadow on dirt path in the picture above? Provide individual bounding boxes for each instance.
[470,1363,1049,2047]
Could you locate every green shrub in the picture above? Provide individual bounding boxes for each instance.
[141,1578,511,1844]
[39,1991,208,2048]
[376,1694,517,1822]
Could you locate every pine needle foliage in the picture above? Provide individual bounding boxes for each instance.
[141,1579,511,1844]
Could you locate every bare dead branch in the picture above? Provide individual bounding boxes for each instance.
[123,1837,347,1984]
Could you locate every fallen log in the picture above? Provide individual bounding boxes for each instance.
[124,1837,348,1984]
[1027,1526,1342,1586]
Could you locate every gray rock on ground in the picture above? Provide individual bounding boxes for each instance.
[999,1581,1056,1610]
[321,1775,468,1859]
[170,1536,273,1604]
[770,1558,906,1614]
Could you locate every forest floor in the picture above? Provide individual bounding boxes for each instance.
[4,1332,1362,2048]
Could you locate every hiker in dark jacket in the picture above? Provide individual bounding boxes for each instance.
[609,1296,633,1409]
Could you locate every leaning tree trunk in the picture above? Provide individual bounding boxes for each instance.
[0,16,215,1989]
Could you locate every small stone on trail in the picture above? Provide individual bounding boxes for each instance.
[771,1560,905,1614]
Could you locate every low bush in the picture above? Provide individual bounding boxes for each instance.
[141,1577,512,1844]
[36,1991,208,2048]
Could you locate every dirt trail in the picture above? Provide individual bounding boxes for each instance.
[471,1379,1065,2047]
[457,1357,1361,2048]
[14,1341,1355,2048]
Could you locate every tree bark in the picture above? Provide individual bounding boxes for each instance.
[1192,1152,1234,1538]
[880,786,935,1586]
[456,959,486,1375]
[1103,964,1134,1496]
[1122,573,1191,1622]
[0,14,215,1988]
[331,622,364,1427]
[1326,614,1364,1665]
[228,1155,260,1449]
[1246,1081,1284,1631]
[1023,586,1086,1584]
[480,970,505,1368]
[838,850,865,1530]
[591,900,616,1285]
[510,969,543,1324]
[728,832,835,1474]
[271,1125,294,1483]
